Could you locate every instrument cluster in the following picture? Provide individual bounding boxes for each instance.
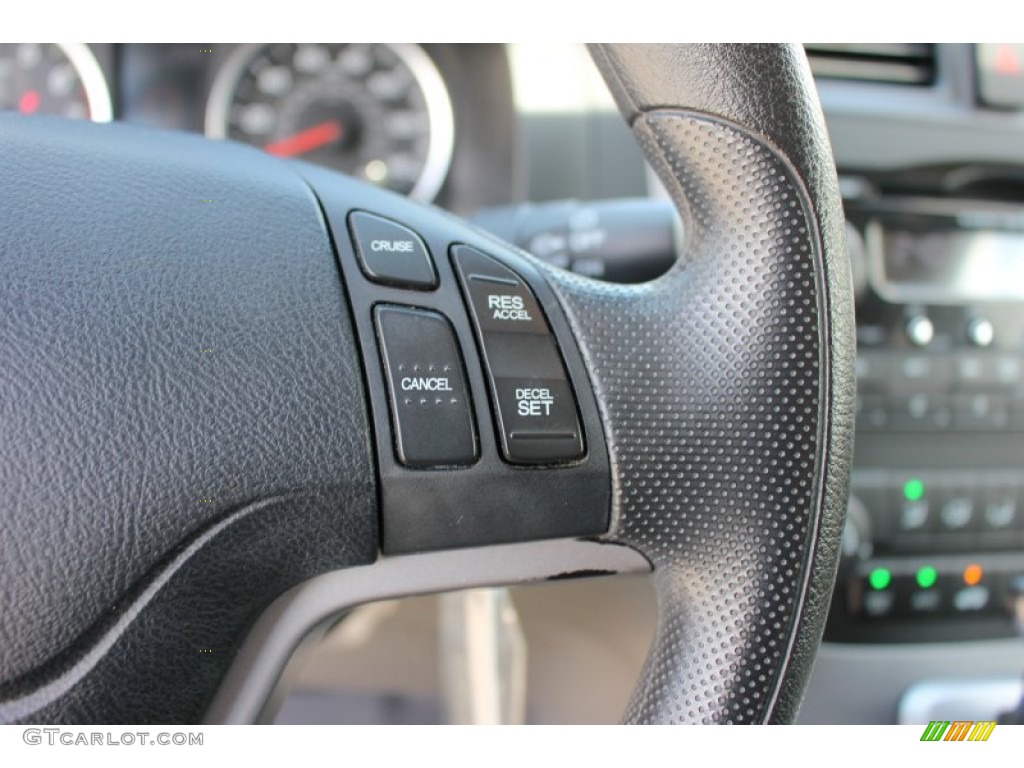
[0,43,457,202]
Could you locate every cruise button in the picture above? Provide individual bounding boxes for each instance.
[493,378,583,464]
[350,211,437,289]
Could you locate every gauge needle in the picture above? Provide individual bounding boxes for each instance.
[18,90,41,114]
[263,121,343,157]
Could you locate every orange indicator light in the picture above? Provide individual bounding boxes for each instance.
[963,564,983,587]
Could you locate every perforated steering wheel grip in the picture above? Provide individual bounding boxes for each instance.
[567,44,854,722]
[0,44,853,725]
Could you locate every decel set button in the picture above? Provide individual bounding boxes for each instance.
[493,378,582,463]
[452,245,584,465]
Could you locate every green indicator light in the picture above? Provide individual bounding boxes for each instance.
[916,566,938,589]
[868,568,892,591]
[903,478,925,502]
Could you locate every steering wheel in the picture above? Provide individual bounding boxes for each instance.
[0,43,853,725]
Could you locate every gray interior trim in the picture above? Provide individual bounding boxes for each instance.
[205,539,651,724]
[900,677,1022,725]
[819,45,1024,169]
[799,640,1024,724]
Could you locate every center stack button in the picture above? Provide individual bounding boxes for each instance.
[452,245,584,465]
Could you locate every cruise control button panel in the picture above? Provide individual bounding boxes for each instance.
[452,244,584,464]
[375,306,477,467]
[305,174,610,554]
[349,211,438,289]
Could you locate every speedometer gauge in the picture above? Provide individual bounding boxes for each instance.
[206,44,454,202]
[0,43,111,121]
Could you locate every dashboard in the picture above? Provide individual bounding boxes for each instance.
[800,43,1024,724]
[0,42,649,212]
[4,42,1024,724]
[0,43,521,214]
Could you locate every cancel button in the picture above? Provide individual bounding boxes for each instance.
[375,305,477,467]
[401,377,454,392]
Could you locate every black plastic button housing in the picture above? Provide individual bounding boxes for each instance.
[374,305,477,467]
[452,245,584,464]
[350,211,437,289]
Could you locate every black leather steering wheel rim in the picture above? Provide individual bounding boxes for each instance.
[0,43,853,725]
[568,44,853,722]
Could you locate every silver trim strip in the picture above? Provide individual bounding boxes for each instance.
[204,539,650,724]
[204,43,454,203]
[799,639,1024,724]
[392,43,454,203]
[900,677,1022,724]
[57,43,112,123]
[204,43,259,140]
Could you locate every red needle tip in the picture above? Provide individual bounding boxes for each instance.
[263,120,343,157]
[18,90,41,115]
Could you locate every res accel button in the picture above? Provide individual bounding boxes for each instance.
[452,245,548,334]
[349,211,438,289]
[375,306,477,467]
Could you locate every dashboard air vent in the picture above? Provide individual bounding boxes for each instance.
[804,44,936,85]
